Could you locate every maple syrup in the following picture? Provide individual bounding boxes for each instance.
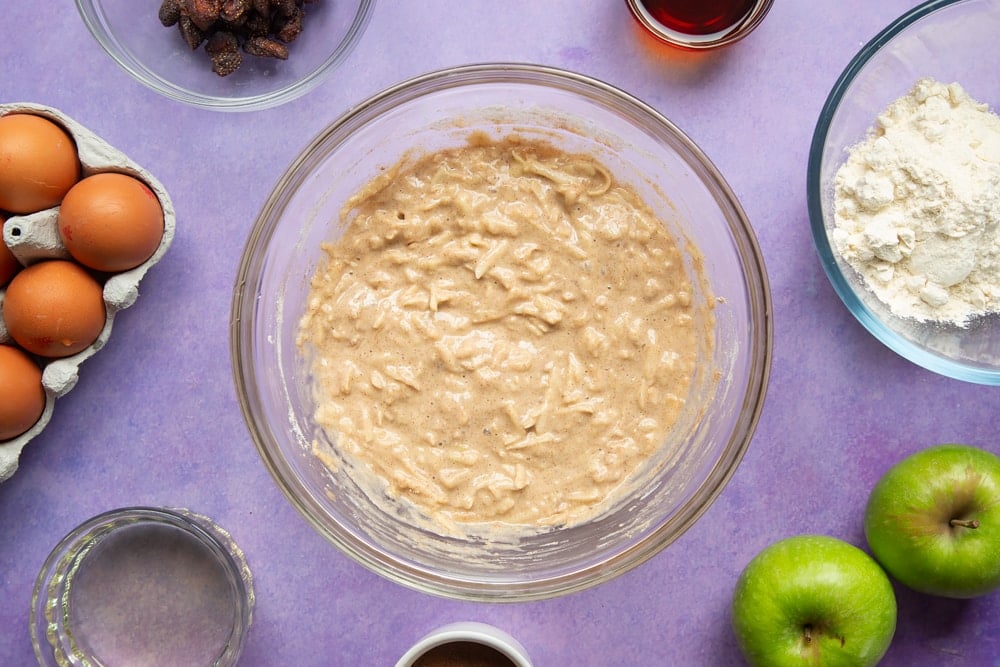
[626,0,772,49]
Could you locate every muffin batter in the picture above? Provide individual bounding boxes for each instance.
[298,135,710,528]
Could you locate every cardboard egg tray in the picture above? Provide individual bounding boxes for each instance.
[0,103,175,482]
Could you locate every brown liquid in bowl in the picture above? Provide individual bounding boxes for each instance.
[413,640,516,667]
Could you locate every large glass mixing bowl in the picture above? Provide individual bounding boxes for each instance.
[232,64,772,600]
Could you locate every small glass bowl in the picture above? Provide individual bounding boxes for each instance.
[807,0,1000,384]
[30,507,254,667]
[75,0,375,111]
[395,622,532,667]
[231,63,772,601]
[624,0,773,50]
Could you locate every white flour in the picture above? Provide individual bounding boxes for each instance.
[832,77,1000,326]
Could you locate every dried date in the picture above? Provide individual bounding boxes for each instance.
[183,0,222,32]
[275,9,302,43]
[178,16,206,50]
[244,12,271,38]
[251,0,272,20]
[158,0,321,77]
[244,36,289,60]
[271,0,298,18]
[220,0,251,23]
[205,31,242,76]
[158,0,182,27]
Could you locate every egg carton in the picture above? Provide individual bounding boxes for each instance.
[0,103,175,482]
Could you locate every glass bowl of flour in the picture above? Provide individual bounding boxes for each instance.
[808,0,1000,384]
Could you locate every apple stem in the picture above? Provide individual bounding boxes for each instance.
[950,518,980,529]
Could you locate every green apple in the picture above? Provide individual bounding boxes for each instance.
[731,535,896,667]
[864,443,1000,598]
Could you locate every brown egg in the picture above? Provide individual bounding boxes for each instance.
[58,172,164,272]
[0,344,45,441]
[0,113,80,214]
[0,216,20,287]
[2,260,106,358]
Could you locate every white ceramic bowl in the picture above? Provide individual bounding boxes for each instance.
[395,622,531,667]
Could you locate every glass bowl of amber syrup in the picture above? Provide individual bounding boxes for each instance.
[625,0,773,50]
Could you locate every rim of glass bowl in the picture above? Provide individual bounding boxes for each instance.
[74,0,375,112]
[30,507,254,667]
[807,0,1000,385]
[231,63,773,600]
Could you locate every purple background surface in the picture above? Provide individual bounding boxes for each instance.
[2,2,998,665]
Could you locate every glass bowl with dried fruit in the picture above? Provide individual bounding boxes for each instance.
[808,0,1000,384]
[231,64,772,601]
[75,0,374,111]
